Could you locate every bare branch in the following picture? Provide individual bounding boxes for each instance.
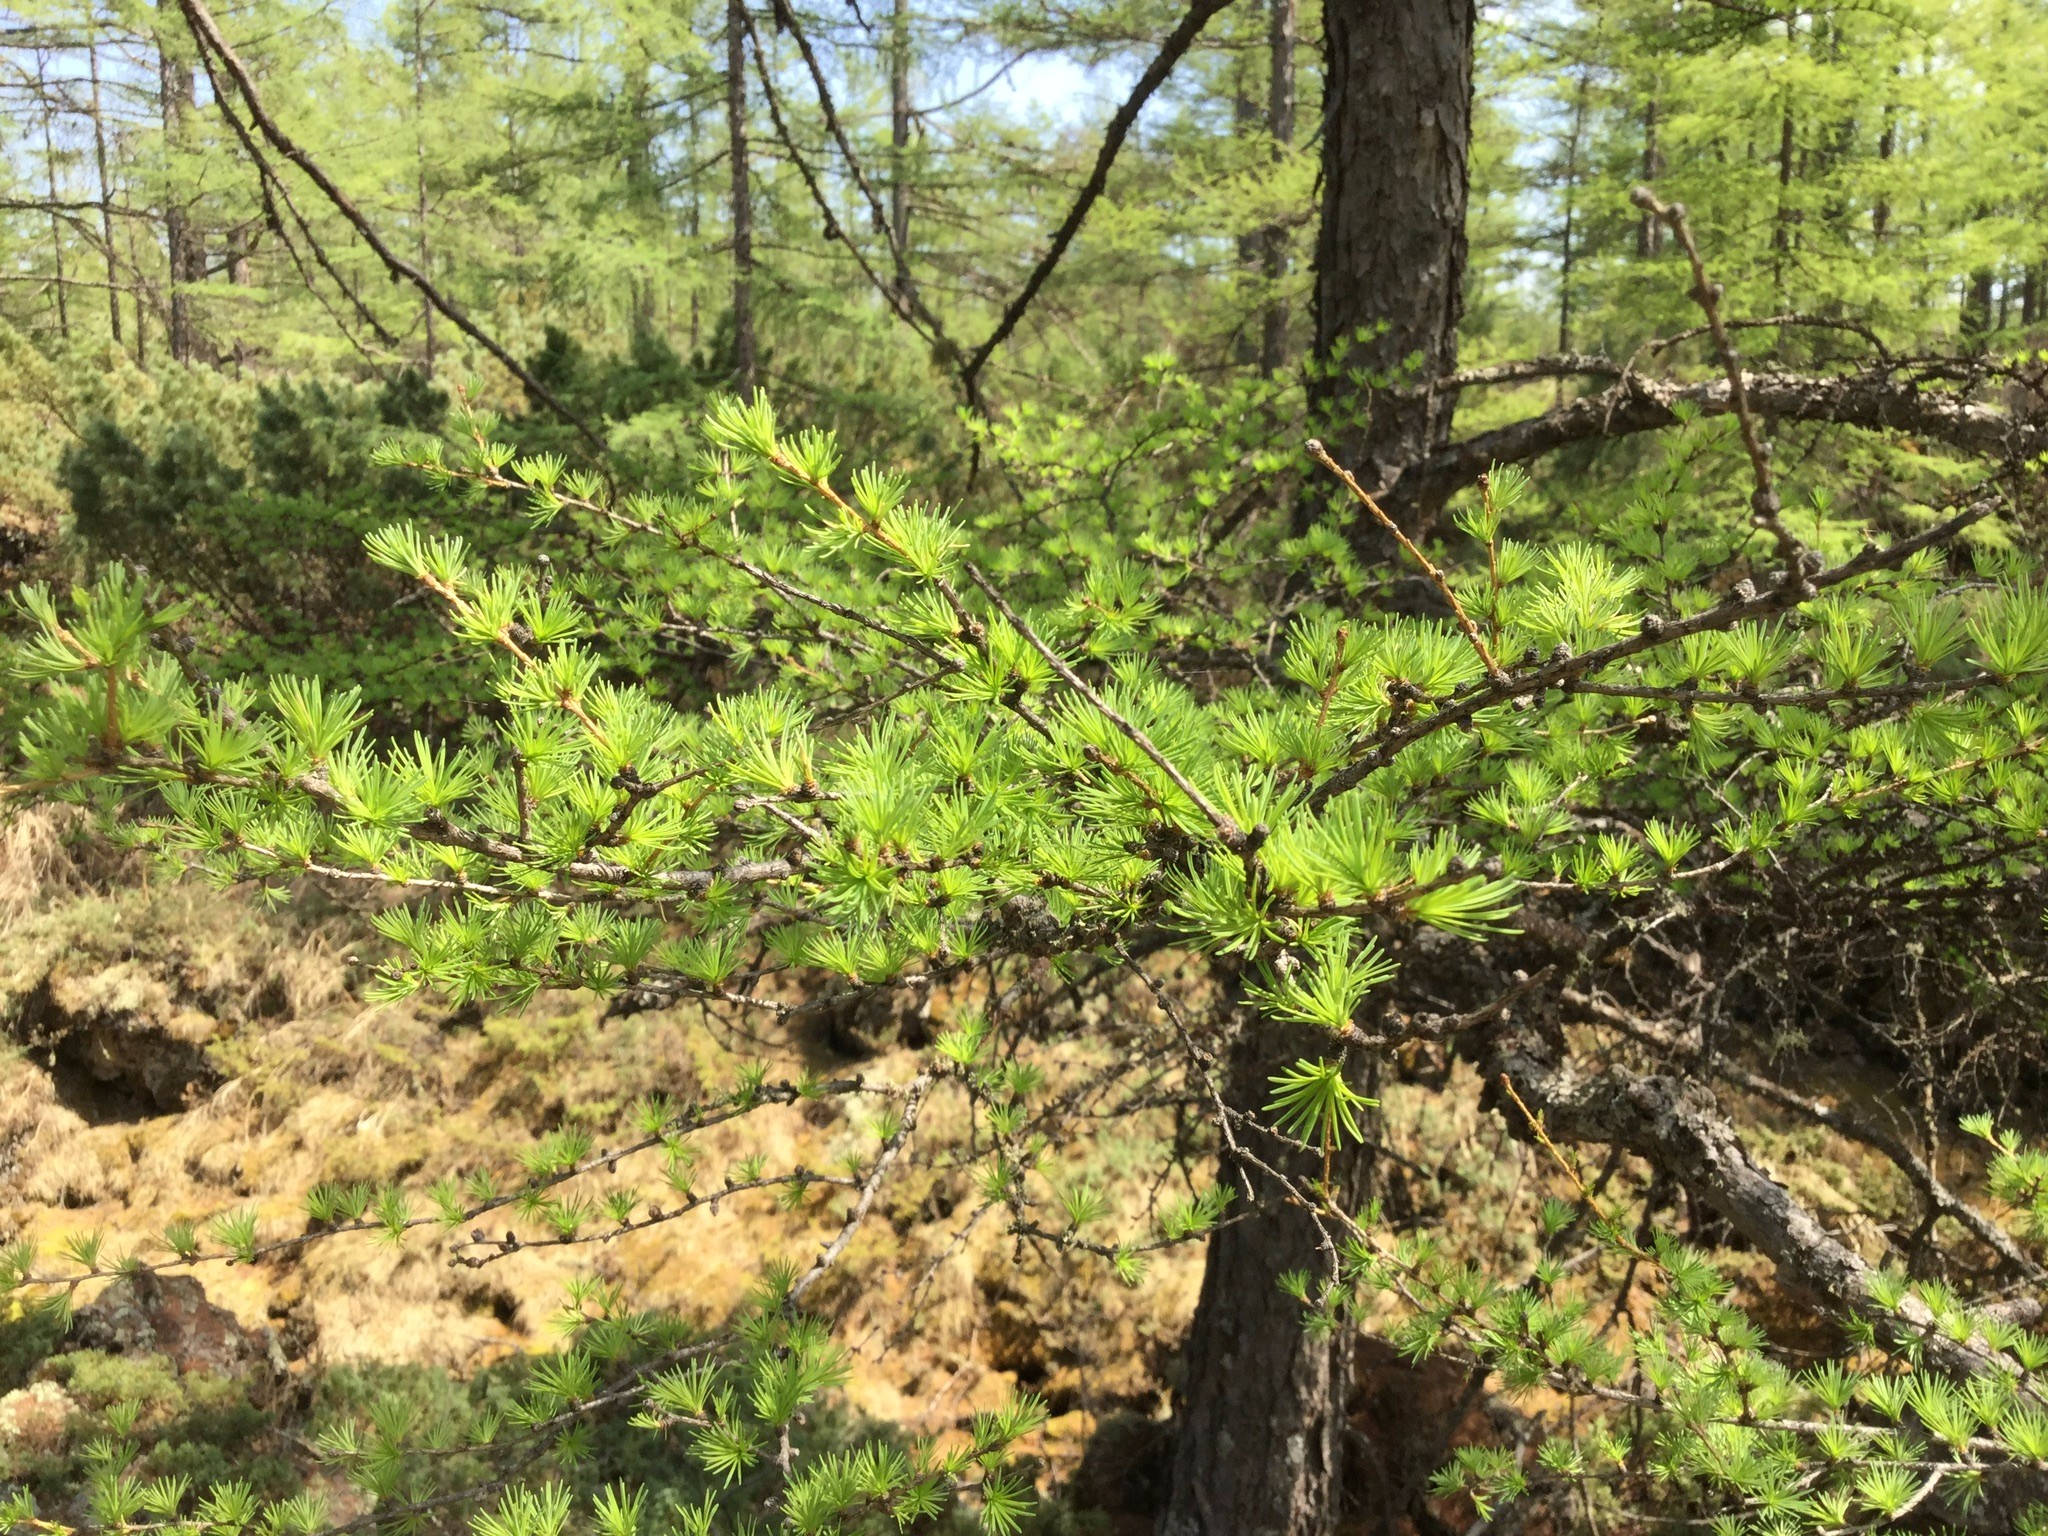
[961,0,1235,400]
[1486,1020,2034,1388]
[1564,986,2045,1283]
[1393,368,2046,521]
[175,0,604,453]
[1632,186,1800,564]
[1308,438,1505,681]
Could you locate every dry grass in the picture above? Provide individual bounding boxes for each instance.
[0,823,1934,1506]
[0,806,90,931]
[0,833,1207,1479]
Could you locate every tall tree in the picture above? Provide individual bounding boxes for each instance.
[35,49,69,339]
[1164,7,1478,1534]
[86,20,124,345]
[726,0,756,392]
[156,19,206,363]
[1307,0,1477,536]
[1259,0,1297,375]
[889,0,913,298]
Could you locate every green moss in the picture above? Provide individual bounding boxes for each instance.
[0,1296,70,1394]
[30,1352,297,1504]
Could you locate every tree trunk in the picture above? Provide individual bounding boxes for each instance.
[726,0,757,393]
[1161,1011,1374,1536]
[88,29,124,345]
[1556,69,1589,360]
[157,31,205,364]
[1258,0,1297,377]
[37,52,69,338]
[1636,96,1662,258]
[1308,0,1476,536]
[889,0,913,297]
[411,0,438,368]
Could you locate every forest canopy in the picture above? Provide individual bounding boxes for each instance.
[2,3,2048,1536]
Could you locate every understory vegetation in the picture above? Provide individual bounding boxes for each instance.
[3,1,2048,1534]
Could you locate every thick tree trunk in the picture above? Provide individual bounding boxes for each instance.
[1258,0,1297,377]
[726,0,757,393]
[1161,1013,1373,1536]
[1159,16,1480,1524]
[1309,0,1475,534]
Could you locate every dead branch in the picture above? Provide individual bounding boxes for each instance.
[1563,986,2045,1283]
[176,0,602,452]
[1484,1018,2035,1388]
[960,0,1236,402]
[1392,367,2047,522]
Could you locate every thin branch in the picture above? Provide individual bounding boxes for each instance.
[963,560,1247,848]
[765,0,960,360]
[186,30,399,349]
[960,0,1235,399]
[1631,186,1801,565]
[739,7,945,359]
[790,1073,932,1300]
[175,0,603,452]
[1308,438,1505,680]
[1650,311,1892,362]
[1305,497,1991,812]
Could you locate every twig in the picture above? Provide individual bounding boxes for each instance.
[1306,438,1505,681]
[176,0,604,453]
[790,1074,932,1300]
[1630,186,1804,567]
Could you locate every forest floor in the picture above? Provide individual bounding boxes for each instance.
[0,808,1927,1528]
[0,806,1210,1497]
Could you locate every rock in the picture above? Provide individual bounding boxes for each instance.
[0,1379,76,1456]
[69,1271,269,1379]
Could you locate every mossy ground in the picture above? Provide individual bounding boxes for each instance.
[0,811,1941,1530]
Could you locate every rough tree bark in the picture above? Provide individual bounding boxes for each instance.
[1309,0,1476,534]
[726,0,757,394]
[1161,1011,1373,1536]
[1160,10,1481,1533]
